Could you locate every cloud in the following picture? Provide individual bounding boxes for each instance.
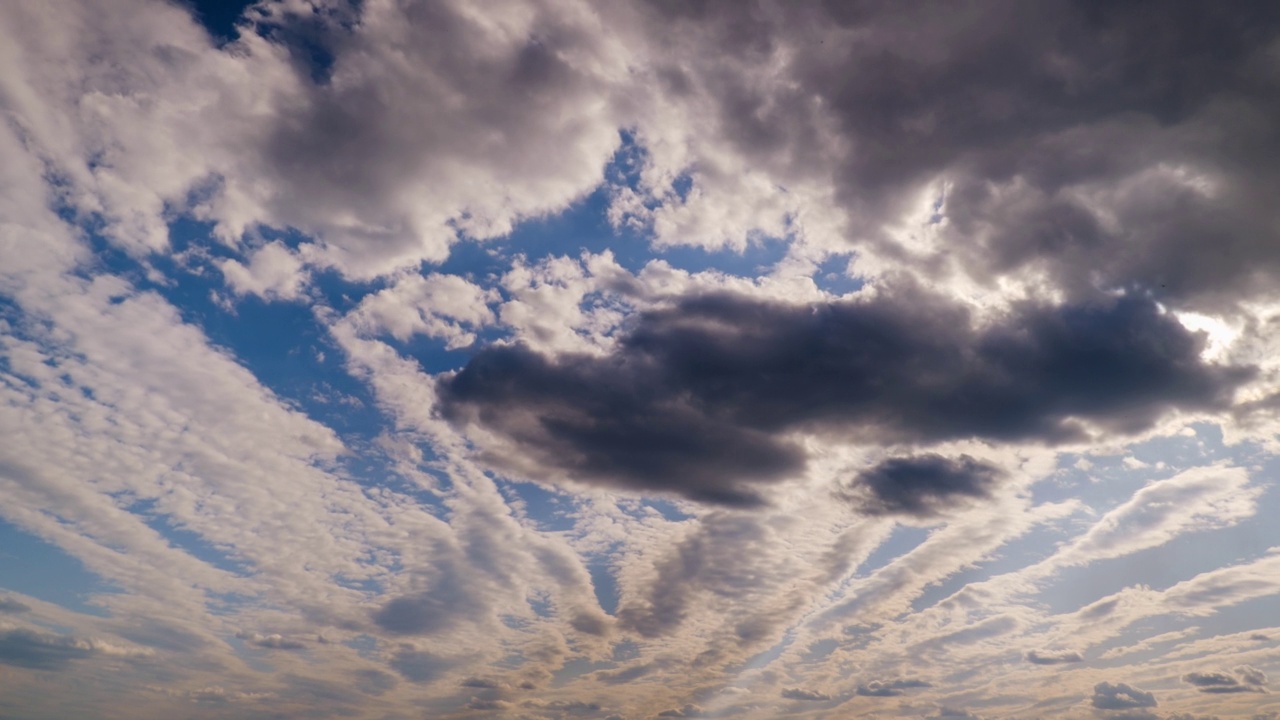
[1026,649,1084,665]
[846,454,1002,517]
[657,704,707,718]
[235,631,307,650]
[1182,666,1268,694]
[781,687,831,701]
[441,288,1247,504]
[1092,682,1158,710]
[0,627,101,670]
[389,649,452,684]
[856,678,931,697]
[0,598,31,614]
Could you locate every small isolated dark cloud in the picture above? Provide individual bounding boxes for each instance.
[389,649,451,683]
[0,628,97,670]
[781,687,831,701]
[1182,666,1267,694]
[848,454,1002,517]
[0,597,30,614]
[1092,682,1158,710]
[1027,649,1084,665]
[439,290,1248,506]
[856,678,931,697]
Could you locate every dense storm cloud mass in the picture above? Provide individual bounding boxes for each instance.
[2,1,1280,718]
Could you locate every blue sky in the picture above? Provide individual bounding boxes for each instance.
[2,1,1280,719]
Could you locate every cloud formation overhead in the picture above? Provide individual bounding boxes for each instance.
[2,0,1279,718]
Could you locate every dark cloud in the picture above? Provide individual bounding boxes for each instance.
[1092,682,1158,710]
[372,558,487,635]
[389,649,451,683]
[1182,667,1267,694]
[781,687,831,701]
[856,678,931,697]
[354,668,397,696]
[846,454,1001,517]
[0,628,97,670]
[631,1,1280,310]
[0,597,31,614]
[440,289,1248,505]
[1026,649,1084,665]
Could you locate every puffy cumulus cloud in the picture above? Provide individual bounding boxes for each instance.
[1093,682,1158,711]
[1182,666,1268,694]
[340,272,497,348]
[439,287,1248,505]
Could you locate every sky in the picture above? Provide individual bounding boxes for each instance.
[1,1,1280,718]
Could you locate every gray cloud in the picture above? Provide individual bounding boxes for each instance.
[847,454,1002,517]
[1092,682,1158,710]
[441,288,1247,505]
[781,687,831,701]
[0,597,31,614]
[0,628,98,670]
[1182,666,1267,694]
[629,1,1280,310]
[389,649,451,684]
[1026,649,1084,665]
[856,678,931,697]
[235,631,307,650]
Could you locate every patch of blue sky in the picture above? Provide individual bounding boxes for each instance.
[186,0,258,43]
[152,219,390,439]
[587,557,620,616]
[854,523,931,579]
[550,656,613,689]
[125,499,253,577]
[0,518,112,616]
[440,131,790,283]
[344,633,379,660]
[614,498,695,524]
[343,452,451,517]
[497,479,579,533]
[656,232,791,279]
[1035,512,1277,617]
[528,593,553,620]
[908,522,1078,615]
[731,633,796,676]
[811,253,864,296]
[205,590,260,617]
[798,637,840,664]
[439,185,653,279]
